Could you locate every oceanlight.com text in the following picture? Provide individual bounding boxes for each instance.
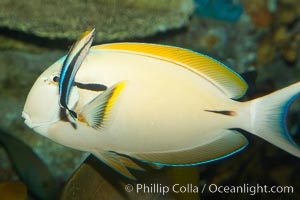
[206,183,294,195]
[124,183,294,196]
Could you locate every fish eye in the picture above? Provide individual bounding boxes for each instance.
[52,76,59,83]
[50,72,60,84]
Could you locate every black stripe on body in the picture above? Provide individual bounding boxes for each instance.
[54,76,107,92]
[204,110,237,116]
[75,82,107,91]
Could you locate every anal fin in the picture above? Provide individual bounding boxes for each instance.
[92,151,144,180]
[148,163,164,170]
[131,130,248,166]
[117,155,144,171]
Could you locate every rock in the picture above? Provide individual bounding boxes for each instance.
[256,38,276,65]
[198,27,227,51]
[253,0,300,66]
[243,0,273,27]
[0,0,194,41]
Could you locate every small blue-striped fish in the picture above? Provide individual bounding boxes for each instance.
[59,28,95,119]
[23,31,300,180]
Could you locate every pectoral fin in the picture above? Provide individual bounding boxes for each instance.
[130,130,248,166]
[92,151,144,180]
[78,81,126,129]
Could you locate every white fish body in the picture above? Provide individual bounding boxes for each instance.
[22,43,300,179]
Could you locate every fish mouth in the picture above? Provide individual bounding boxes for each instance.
[22,111,33,128]
[22,111,52,129]
[22,111,51,136]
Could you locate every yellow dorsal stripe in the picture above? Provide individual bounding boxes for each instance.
[78,28,94,41]
[92,43,248,99]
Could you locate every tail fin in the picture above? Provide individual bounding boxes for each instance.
[249,82,300,157]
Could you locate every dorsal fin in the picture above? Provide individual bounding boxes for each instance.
[92,43,248,99]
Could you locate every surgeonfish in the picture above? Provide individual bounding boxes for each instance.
[59,28,95,119]
[22,39,300,179]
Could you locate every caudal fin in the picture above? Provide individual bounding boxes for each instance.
[249,82,300,157]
